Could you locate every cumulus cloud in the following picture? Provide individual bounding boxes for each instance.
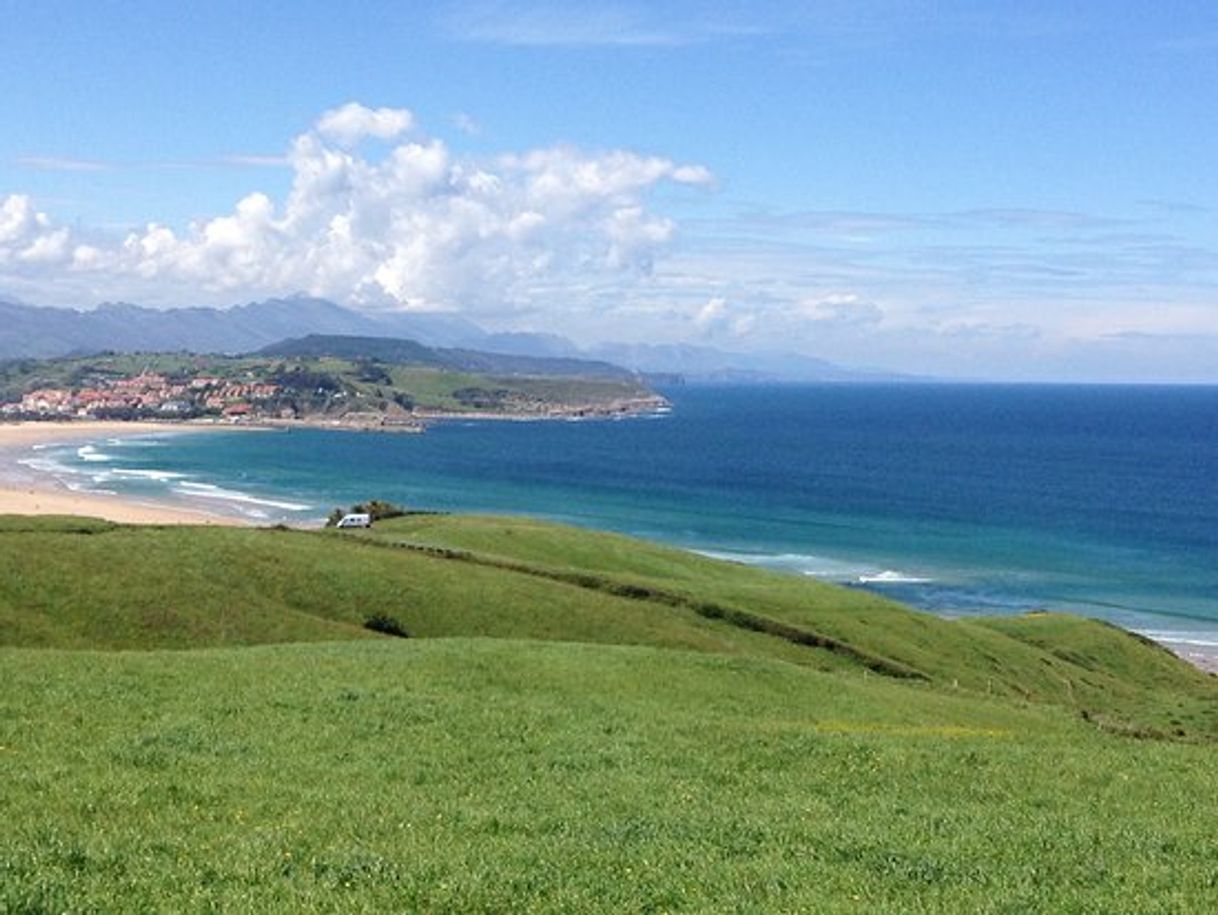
[694,296,727,330]
[692,296,756,337]
[0,195,62,265]
[0,103,712,315]
[314,103,414,147]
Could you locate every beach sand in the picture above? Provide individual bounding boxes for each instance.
[0,485,231,525]
[0,421,240,525]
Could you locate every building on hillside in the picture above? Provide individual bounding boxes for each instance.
[222,402,252,419]
[21,389,74,415]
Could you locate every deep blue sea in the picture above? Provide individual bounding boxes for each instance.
[18,385,1218,647]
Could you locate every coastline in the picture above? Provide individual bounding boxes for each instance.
[1146,637,1218,675]
[3,416,1215,675]
[0,421,244,526]
[413,394,671,423]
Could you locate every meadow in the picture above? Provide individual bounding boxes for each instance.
[3,514,1217,911]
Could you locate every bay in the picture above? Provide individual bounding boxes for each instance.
[29,384,1218,641]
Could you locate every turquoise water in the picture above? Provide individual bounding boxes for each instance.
[20,384,1218,645]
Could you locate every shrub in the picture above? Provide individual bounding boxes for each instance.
[355,360,392,385]
[325,501,407,527]
[351,500,406,522]
[363,614,410,638]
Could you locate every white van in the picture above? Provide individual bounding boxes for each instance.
[335,512,372,529]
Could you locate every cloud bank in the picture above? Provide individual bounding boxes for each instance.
[5,101,1218,380]
[0,102,711,316]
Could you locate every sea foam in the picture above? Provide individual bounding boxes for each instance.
[108,468,188,483]
[174,481,312,512]
[1138,631,1218,649]
[76,445,116,463]
[857,570,934,585]
[691,548,920,583]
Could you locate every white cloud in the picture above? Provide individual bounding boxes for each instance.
[0,195,41,245]
[314,103,415,147]
[692,296,756,338]
[18,228,70,264]
[0,195,61,266]
[0,104,712,316]
[694,296,727,330]
[9,101,1215,381]
[671,164,714,186]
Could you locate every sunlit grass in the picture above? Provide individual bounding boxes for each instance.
[3,513,1218,910]
[3,639,1216,912]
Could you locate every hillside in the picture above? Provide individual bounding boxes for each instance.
[4,513,1218,911]
[0,349,663,424]
[2,513,1214,739]
[6,638,1218,912]
[259,333,637,381]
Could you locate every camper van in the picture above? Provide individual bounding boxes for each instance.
[335,512,372,529]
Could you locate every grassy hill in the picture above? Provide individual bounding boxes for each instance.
[258,333,636,381]
[2,513,1213,738]
[2,513,1217,910]
[352,514,1218,739]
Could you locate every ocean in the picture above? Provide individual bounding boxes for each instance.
[16,384,1218,646]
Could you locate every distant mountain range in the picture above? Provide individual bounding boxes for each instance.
[582,342,908,383]
[0,296,915,383]
[0,297,483,358]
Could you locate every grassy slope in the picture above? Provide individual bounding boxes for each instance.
[359,514,1218,738]
[3,513,1216,738]
[385,365,649,412]
[0,518,833,669]
[4,639,1217,913]
[4,513,1218,909]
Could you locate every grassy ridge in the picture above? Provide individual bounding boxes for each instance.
[3,513,1216,738]
[4,639,1218,912]
[357,514,1218,739]
[0,519,838,668]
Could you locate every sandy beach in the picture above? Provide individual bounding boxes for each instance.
[0,421,240,525]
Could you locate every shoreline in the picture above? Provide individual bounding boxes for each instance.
[0,418,222,445]
[0,421,246,526]
[413,395,672,423]
[1147,638,1218,675]
[3,419,1216,674]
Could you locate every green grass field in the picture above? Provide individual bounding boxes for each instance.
[2,513,1217,911]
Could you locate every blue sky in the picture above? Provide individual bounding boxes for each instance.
[3,0,1218,380]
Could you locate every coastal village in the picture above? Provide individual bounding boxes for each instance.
[1,371,283,421]
[0,352,667,427]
